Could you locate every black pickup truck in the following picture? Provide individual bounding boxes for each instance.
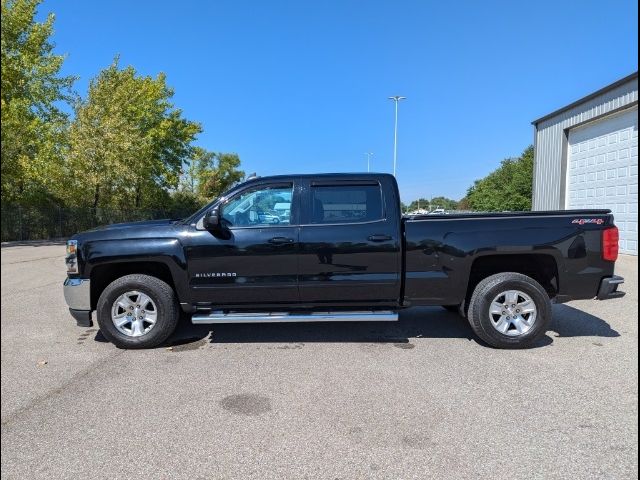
[63,173,625,349]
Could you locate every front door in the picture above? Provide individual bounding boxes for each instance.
[186,182,300,306]
[298,180,401,305]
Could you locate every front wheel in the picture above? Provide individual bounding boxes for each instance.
[96,274,179,349]
[467,272,551,349]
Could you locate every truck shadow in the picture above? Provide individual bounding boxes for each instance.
[550,304,621,338]
[149,303,619,349]
[132,307,475,349]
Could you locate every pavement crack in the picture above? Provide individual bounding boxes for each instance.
[1,255,62,265]
[0,350,124,427]
[0,281,63,299]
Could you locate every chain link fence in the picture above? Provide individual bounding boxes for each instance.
[1,204,193,242]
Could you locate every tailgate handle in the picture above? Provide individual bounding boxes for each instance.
[269,236,294,245]
[368,234,392,242]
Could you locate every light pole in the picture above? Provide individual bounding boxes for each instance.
[364,152,373,172]
[388,95,406,177]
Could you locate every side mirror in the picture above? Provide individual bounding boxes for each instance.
[203,207,222,231]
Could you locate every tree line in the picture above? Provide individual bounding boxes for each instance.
[1,0,243,217]
[402,196,460,213]
[403,146,534,213]
[462,146,534,211]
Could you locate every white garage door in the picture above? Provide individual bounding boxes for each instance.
[567,107,638,255]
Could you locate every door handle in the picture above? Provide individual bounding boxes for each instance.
[368,234,393,242]
[269,236,294,245]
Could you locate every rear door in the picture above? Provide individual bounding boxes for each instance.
[298,178,402,305]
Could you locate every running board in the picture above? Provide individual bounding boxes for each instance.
[191,310,398,324]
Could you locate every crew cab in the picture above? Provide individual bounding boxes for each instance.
[63,173,625,349]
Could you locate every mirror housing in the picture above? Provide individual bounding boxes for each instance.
[203,207,222,231]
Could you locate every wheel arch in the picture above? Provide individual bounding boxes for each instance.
[90,261,184,310]
[83,238,190,310]
[464,253,560,308]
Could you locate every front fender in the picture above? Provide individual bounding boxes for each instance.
[81,238,190,304]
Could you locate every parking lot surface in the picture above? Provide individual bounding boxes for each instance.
[1,244,638,479]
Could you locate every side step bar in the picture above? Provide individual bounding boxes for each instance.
[191,310,398,324]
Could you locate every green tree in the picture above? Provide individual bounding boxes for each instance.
[466,146,534,212]
[190,149,245,203]
[429,196,458,210]
[66,58,202,210]
[406,198,431,212]
[168,190,202,217]
[405,196,459,212]
[1,0,75,204]
[457,196,471,211]
[176,147,245,213]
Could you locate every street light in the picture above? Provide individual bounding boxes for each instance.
[364,152,373,172]
[388,95,406,177]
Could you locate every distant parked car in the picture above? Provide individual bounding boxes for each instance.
[428,208,447,215]
[257,212,280,224]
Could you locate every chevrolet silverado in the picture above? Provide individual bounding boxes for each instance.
[63,173,625,349]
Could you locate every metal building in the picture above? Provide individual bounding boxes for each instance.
[532,72,639,255]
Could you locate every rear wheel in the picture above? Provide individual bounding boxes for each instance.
[467,272,551,349]
[96,274,179,349]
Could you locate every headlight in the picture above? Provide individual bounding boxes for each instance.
[66,240,78,274]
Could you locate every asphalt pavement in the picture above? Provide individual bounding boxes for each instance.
[1,243,637,479]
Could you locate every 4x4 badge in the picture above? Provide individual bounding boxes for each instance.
[572,218,604,225]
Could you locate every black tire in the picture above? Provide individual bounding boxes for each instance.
[96,274,179,349]
[467,272,551,349]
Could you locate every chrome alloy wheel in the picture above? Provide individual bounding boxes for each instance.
[111,291,158,337]
[489,290,537,336]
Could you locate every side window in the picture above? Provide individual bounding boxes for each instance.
[222,184,293,227]
[310,184,383,224]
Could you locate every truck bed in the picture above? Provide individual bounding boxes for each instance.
[402,209,616,306]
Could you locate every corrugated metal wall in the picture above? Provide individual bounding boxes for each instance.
[533,77,638,210]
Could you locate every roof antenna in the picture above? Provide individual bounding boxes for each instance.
[247,172,259,180]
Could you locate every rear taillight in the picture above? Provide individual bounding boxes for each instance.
[602,227,619,262]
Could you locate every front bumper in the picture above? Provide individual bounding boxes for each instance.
[63,278,93,327]
[597,275,625,300]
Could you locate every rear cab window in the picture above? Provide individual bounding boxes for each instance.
[309,183,384,224]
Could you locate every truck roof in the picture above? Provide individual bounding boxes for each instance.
[239,172,395,184]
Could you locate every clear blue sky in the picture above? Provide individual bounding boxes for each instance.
[40,0,638,202]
